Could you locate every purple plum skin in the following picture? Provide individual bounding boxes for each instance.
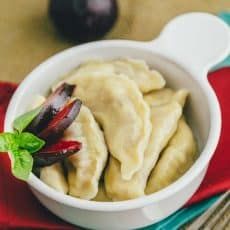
[49,0,118,43]
[38,99,82,142]
[27,83,75,134]
[33,140,82,167]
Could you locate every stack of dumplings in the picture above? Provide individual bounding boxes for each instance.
[39,58,198,201]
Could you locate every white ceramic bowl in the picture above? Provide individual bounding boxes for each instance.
[4,13,230,229]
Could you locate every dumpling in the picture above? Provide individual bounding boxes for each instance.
[104,88,188,200]
[144,88,189,107]
[93,182,111,202]
[64,105,108,200]
[73,59,114,76]
[65,73,151,180]
[104,102,182,200]
[145,118,197,194]
[40,163,68,194]
[110,58,165,93]
[70,58,165,93]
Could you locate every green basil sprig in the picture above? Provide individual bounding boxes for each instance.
[11,148,34,181]
[0,107,45,181]
[13,106,41,133]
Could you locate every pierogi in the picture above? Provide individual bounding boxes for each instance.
[93,182,111,202]
[69,58,165,93]
[40,163,68,194]
[105,102,182,200]
[37,58,198,202]
[65,73,152,180]
[146,118,197,194]
[104,89,188,200]
[144,88,189,107]
[64,105,108,200]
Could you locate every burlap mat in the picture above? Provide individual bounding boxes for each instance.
[0,0,229,82]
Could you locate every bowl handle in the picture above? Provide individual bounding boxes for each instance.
[148,12,230,75]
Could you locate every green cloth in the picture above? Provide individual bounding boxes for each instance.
[213,12,230,70]
[142,195,219,230]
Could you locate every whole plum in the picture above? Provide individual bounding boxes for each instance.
[49,0,118,43]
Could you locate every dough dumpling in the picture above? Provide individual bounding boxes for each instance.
[73,59,114,76]
[40,163,68,194]
[66,74,151,180]
[71,58,165,93]
[144,88,189,107]
[110,58,165,93]
[65,105,108,200]
[145,118,197,194]
[105,102,182,200]
[93,182,111,202]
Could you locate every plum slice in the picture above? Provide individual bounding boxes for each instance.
[27,83,76,134]
[38,99,82,141]
[33,140,82,166]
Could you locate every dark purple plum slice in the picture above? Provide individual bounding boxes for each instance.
[33,140,82,166]
[27,83,75,134]
[38,99,82,141]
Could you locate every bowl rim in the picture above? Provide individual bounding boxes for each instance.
[4,40,222,211]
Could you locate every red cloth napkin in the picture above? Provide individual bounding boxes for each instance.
[0,68,230,229]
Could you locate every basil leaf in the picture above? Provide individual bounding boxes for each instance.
[13,106,41,133]
[10,149,33,181]
[15,132,45,154]
[0,133,16,152]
